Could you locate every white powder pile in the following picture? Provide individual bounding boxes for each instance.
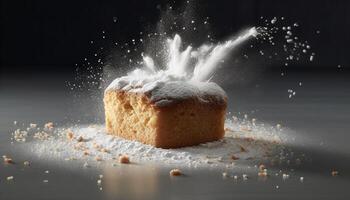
[12,117,285,169]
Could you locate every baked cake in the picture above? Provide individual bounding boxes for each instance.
[104,72,227,148]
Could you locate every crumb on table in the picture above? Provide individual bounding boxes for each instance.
[45,122,54,129]
[77,136,84,142]
[66,130,74,140]
[119,155,130,164]
[170,168,182,176]
[95,156,102,162]
[2,155,14,164]
[331,170,339,176]
[231,155,239,160]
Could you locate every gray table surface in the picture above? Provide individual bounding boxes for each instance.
[0,70,349,200]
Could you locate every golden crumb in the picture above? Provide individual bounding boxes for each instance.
[331,170,339,176]
[231,155,239,160]
[119,155,130,164]
[66,130,74,140]
[77,136,84,142]
[239,145,247,152]
[258,172,268,177]
[100,148,110,153]
[2,155,14,164]
[83,150,89,156]
[95,156,102,162]
[170,168,182,176]
[259,164,266,171]
[45,122,54,129]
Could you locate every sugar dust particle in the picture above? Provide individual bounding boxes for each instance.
[276,124,281,129]
[337,65,341,68]
[242,174,248,180]
[282,173,290,180]
[43,180,49,183]
[271,17,277,24]
[309,55,314,62]
[7,176,14,181]
[113,17,118,23]
[300,177,304,182]
[83,162,90,168]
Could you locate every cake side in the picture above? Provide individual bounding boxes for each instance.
[104,90,159,146]
[155,98,226,148]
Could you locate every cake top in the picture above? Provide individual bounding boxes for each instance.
[105,69,227,107]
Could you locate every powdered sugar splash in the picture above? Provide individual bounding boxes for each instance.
[125,27,257,84]
[106,28,257,104]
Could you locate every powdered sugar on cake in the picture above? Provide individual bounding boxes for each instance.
[106,71,227,106]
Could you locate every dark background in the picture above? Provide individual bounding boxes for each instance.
[1,0,350,76]
[1,2,350,199]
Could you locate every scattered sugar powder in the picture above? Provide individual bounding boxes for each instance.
[12,117,286,169]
